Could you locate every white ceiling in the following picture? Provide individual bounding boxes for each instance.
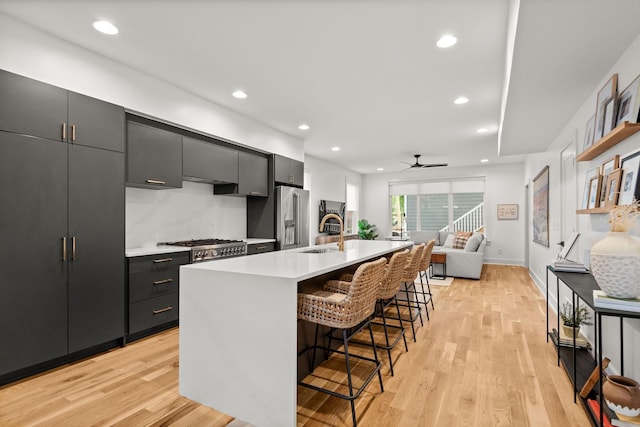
[2,0,640,174]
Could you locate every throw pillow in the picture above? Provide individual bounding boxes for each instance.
[464,236,482,252]
[453,231,472,249]
[442,233,456,248]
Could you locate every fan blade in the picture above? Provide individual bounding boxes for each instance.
[421,163,448,168]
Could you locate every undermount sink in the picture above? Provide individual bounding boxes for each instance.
[301,247,339,254]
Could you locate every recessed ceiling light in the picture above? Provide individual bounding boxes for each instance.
[377,168,384,171]
[477,128,488,133]
[298,124,310,131]
[232,90,247,99]
[331,147,340,152]
[454,96,469,105]
[93,20,118,35]
[436,34,457,48]
[481,159,489,163]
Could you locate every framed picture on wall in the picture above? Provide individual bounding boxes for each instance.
[594,74,618,140]
[582,114,596,152]
[581,167,600,209]
[600,155,620,202]
[602,97,618,136]
[604,168,623,208]
[497,204,518,220]
[587,176,602,209]
[616,74,640,126]
[532,166,549,247]
[619,150,640,205]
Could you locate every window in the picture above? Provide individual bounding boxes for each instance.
[390,179,485,235]
[345,181,359,234]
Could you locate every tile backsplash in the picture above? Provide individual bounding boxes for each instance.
[126,181,246,248]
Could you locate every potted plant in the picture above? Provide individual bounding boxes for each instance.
[559,301,592,338]
[357,219,378,240]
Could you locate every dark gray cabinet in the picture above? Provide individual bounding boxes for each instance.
[182,136,238,183]
[274,154,304,187]
[0,132,69,376]
[0,69,124,152]
[127,252,189,337]
[247,242,276,255]
[239,151,269,197]
[67,145,125,353]
[126,121,183,189]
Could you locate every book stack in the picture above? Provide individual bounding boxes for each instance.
[593,290,640,313]
[553,258,588,273]
[552,327,591,349]
[588,399,613,427]
[612,413,640,427]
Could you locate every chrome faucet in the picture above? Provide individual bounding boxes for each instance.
[319,213,344,251]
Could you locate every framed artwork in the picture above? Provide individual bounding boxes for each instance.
[604,168,623,208]
[619,150,640,205]
[594,74,618,140]
[583,114,596,152]
[497,204,518,220]
[532,166,549,247]
[616,74,640,126]
[581,167,600,209]
[602,97,618,136]
[587,176,602,209]
[600,155,620,202]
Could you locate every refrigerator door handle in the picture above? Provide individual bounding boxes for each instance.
[293,192,299,246]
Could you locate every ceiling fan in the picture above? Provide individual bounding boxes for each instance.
[402,154,448,169]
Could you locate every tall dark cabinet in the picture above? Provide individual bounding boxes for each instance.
[0,69,125,382]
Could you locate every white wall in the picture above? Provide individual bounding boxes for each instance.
[524,31,640,379]
[361,163,526,265]
[304,155,362,245]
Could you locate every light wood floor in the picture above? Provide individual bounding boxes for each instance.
[0,265,590,426]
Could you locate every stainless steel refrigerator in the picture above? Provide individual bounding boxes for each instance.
[276,186,309,250]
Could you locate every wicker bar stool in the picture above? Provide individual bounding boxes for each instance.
[393,244,425,341]
[297,257,387,427]
[415,239,436,312]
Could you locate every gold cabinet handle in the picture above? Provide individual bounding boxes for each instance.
[71,124,76,141]
[250,191,261,196]
[256,246,267,250]
[153,258,173,264]
[145,179,166,185]
[153,278,173,285]
[152,306,173,314]
[62,123,66,140]
[62,237,67,261]
[72,236,76,261]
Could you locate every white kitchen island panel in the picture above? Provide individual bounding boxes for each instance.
[179,239,413,427]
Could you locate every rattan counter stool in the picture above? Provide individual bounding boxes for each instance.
[391,244,425,341]
[415,239,436,312]
[297,257,387,427]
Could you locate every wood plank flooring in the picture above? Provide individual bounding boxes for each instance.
[0,265,590,426]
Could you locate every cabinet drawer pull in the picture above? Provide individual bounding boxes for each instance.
[146,179,166,185]
[153,278,174,285]
[71,124,76,141]
[250,191,261,196]
[153,306,173,314]
[72,236,77,261]
[256,246,267,250]
[62,237,67,261]
[153,258,173,263]
[62,123,66,140]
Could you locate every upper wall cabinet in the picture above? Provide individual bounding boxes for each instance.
[182,136,238,184]
[0,69,125,152]
[274,154,304,187]
[215,151,269,197]
[126,121,183,189]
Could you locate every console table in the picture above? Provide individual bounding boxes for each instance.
[546,266,640,427]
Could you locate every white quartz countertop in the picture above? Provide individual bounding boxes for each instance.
[245,238,277,245]
[125,246,191,257]
[182,239,413,281]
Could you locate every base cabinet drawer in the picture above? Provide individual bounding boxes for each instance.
[247,242,276,255]
[129,293,178,334]
[128,252,189,273]
[129,269,179,303]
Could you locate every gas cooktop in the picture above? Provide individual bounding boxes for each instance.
[158,238,247,262]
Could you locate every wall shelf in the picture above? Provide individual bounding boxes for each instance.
[576,207,609,215]
[577,121,640,162]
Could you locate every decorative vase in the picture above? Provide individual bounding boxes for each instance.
[590,232,640,298]
[561,324,580,339]
[603,375,640,417]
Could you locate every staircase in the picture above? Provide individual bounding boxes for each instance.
[440,202,484,233]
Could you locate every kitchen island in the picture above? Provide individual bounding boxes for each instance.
[179,239,413,427]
